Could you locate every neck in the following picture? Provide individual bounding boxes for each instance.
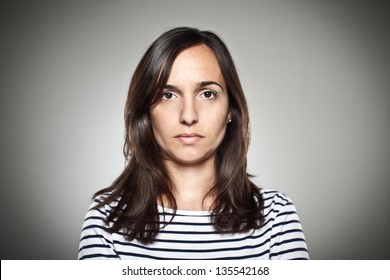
[163,157,216,211]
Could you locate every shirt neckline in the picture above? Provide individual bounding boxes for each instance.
[157,205,211,216]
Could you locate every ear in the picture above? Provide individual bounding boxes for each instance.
[227,111,232,123]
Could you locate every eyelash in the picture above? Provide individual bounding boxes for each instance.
[161,90,217,100]
[201,90,217,99]
[161,92,176,100]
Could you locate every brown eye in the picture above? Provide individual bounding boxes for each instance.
[162,92,175,100]
[202,91,216,99]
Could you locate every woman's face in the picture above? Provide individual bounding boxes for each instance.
[150,44,231,166]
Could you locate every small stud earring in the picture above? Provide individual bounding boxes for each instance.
[227,118,232,123]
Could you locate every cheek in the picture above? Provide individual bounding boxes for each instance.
[150,112,173,145]
[150,107,164,129]
[151,120,168,141]
[201,106,229,128]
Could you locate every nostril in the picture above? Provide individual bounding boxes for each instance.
[180,117,198,126]
[180,102,199,125]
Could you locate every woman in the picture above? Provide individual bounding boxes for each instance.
[78,27,309,260]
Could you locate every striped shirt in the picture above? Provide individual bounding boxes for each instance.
[78,189,309,260]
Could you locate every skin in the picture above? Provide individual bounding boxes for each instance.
[150,44,231,210]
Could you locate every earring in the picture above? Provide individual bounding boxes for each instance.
[227,118,232,123]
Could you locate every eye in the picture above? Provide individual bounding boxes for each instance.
[201,90,216,99]
[161,92,176,100]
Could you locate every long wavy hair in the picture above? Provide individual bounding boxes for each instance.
[94,27,264,244]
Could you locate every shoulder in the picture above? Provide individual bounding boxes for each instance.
[92,192,120,207]
[79,192,121,260]
[260,188,294,205]
[80,192,121,239]
[259,188,309,259]
[85,192,121,220]
[259,188,298,217]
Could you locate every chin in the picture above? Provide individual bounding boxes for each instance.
[169,153,215,166]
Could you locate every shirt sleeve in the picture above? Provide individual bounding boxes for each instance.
[268,192,309,260]
[78,197,120,260]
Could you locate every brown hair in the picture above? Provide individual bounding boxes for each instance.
[94,27,264,243]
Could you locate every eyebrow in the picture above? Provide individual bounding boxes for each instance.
[164,81,224,91]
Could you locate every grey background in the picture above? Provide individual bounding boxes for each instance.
[1,0,389,259]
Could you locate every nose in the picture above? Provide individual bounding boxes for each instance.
[180,97,198,125]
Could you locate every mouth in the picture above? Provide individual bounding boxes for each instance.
[173,133,205,144]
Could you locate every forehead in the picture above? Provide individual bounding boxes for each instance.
[167,44,225,86]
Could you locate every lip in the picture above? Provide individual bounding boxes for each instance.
[173,133,205,144]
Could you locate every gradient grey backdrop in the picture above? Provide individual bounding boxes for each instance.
[1,0,389,259]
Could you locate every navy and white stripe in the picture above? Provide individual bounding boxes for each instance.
[78,189,309,260]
